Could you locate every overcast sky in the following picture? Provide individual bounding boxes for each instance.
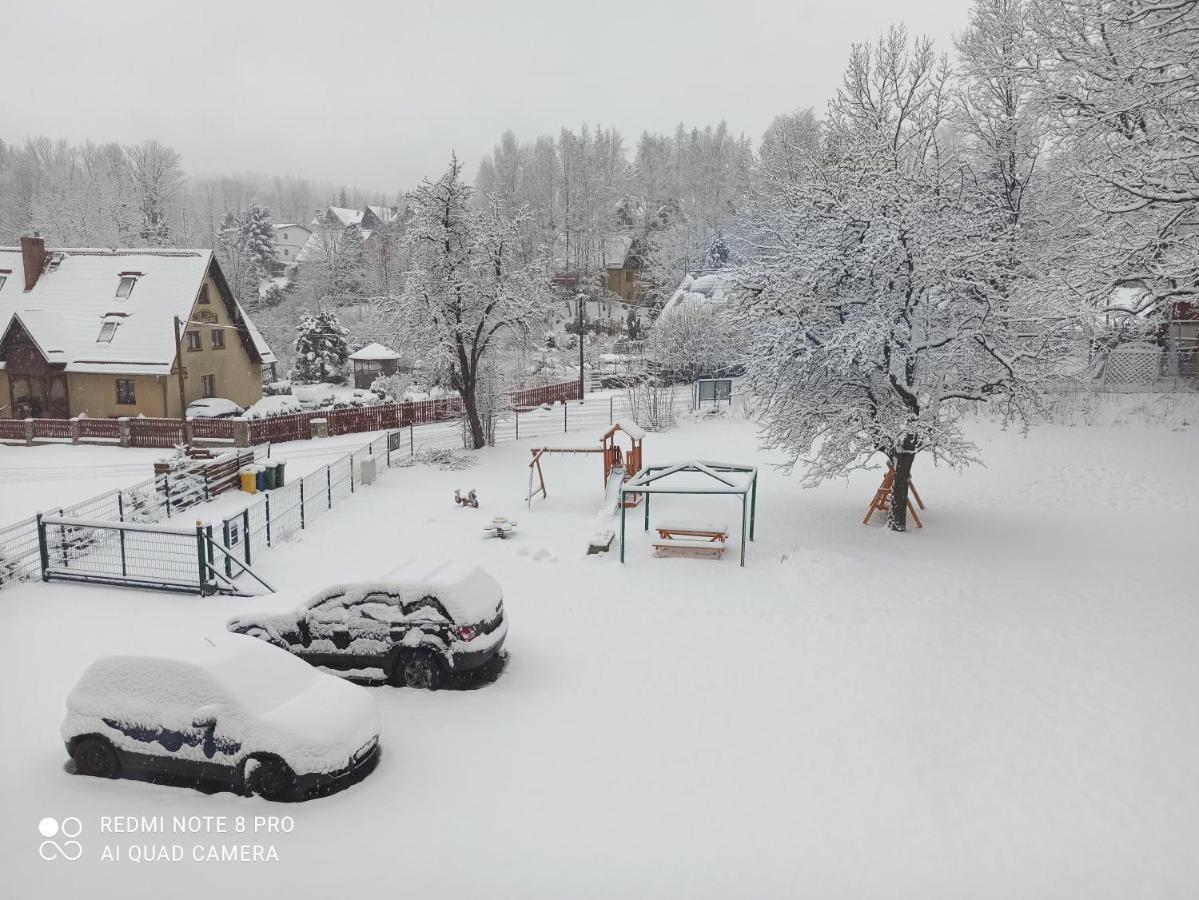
[1,0,970,192]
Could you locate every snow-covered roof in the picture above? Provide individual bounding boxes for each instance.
[324,206,365,227]
[661,271,736,314]
[0,246,270,375]
[349,342,400,361]
[365,205,398,225]
[273,223,310,234]
[599,233,633,269]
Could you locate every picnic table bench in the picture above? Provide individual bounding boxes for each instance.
[654,522,729,542]
[652,538,727,560]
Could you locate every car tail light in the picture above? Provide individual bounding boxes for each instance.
[457,624,478,642]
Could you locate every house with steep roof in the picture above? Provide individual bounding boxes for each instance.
[0,236,276,419]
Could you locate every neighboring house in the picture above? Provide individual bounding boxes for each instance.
[348,342,402,389]
[552,232,645,306]
[272,224,312,274]
[295,205,401,266]
[0,236,275,419]
[599,233,644,304]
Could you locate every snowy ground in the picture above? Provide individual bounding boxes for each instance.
[0,432,384,526]
[1,409,1198,898]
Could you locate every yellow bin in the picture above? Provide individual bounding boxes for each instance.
[239,469,258,494]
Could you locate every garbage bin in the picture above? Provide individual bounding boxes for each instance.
[254,465,266,492]
[263,460,278,490]
[239,467,257,494]
[274,459,286,487]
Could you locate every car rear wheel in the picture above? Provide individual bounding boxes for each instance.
[396,650,444,690]
[73,736,120,778]
[245,757,295,801]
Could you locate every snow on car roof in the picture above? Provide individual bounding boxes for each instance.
[326,560,503,622]
[68,633,322,717]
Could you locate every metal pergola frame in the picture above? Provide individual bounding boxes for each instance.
[619,460,759,566]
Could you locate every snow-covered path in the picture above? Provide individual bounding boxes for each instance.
[1,413,1197,899]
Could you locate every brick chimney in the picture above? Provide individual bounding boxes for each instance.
[21,233,48,292]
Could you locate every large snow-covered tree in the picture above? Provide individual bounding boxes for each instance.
[290,311,350,384]
[1026,0,1199,318]
[736,27,1070,531]
[398,155,553,449]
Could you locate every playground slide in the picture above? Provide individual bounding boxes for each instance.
[599,467,625,515]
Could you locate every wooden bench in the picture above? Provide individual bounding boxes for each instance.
[655,522,729,543]
[652,538,727,560]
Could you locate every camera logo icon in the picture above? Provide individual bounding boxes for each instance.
[38,817,83,861]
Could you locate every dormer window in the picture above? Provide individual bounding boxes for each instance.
[116,275,138,298]
[97,322,118,342]
[0,270,8,292]
[198,283,210,304]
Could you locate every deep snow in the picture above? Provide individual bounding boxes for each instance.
[1,408,1198,898]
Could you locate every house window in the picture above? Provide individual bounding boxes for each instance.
[116,275,137,299]
[97,322,118,342]
[283,249,289,256]
[116,379,136,405]
[211,329,225,349]
[198,283,210,304]
[186,330,201,351]
[283,233,288,240]
[201,374,216,398]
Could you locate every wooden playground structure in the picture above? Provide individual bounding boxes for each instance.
[862,464,926,528]
[527,421,645,509]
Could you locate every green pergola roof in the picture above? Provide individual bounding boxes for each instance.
[619,460,759,566]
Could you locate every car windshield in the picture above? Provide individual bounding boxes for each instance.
[205,644,320,715]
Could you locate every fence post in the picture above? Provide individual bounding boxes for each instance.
[564,402,568,433]
[242,509,251,567]
[327,467,332,508]
[195,522,208,596]
[515,408,520,441]
[300,479,306,529]
[205,525,216,584]
[36,514,49,581]
[24,418,34,446]
[610,395,614,425]
[265,494,272,547]
[163,473,172,518]
[350,454,355,493]
[116,493,127,575]
[409,424,414,456]
[222,519,232,579]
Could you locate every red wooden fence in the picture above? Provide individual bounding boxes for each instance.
[0,379,582,449]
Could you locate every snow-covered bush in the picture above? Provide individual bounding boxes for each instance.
[370,373,411,403]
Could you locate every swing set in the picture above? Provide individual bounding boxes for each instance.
[527,421,645,509]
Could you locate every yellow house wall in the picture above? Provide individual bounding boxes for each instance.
[67,373,168,418]
[164,274,263,418]
[0,369,9,418]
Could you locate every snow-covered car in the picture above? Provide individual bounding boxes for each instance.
[227,561,507,690]
[186,398,244,419]
[62,633,380,801]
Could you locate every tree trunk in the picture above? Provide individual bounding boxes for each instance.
[887,437,918,533]
[460,378,486,450]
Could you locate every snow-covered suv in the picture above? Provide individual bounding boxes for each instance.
[62,633,380,801]
[227,561,507,690]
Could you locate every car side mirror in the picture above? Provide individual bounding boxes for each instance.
[191,705,219,729]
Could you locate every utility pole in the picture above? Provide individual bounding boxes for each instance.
[173,315,190,446]
[576,292,585,400]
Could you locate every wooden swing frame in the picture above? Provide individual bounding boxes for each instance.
[862,463,926,528]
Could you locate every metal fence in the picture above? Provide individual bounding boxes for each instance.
[0,388,689,594]
[0,446,269,590]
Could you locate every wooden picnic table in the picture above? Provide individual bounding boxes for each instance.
[655,522,729,543]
